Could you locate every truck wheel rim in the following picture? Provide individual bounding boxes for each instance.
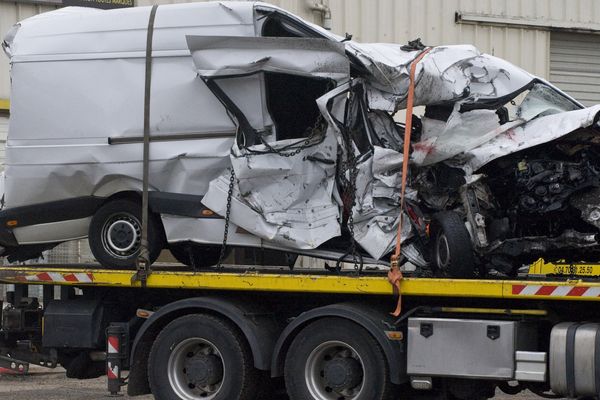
[101,213,141,259]
[305,340,365,400]
[168,337,225,400]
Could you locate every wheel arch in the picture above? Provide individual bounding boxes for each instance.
[127,296,280,396]
[270,302,407,385]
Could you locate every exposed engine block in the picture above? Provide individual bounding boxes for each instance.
[514,157,600,214]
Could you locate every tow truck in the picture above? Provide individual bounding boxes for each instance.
[1,259,599,400]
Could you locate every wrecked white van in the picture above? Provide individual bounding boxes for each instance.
[2,2,600,275]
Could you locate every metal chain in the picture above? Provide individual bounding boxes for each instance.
[347,151,360,271]
[216,116,327,268]
[256,114,327,158]
[335,90,363,273]
[217,167,236,268]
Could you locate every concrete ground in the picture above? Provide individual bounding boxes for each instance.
[0,366,557,400]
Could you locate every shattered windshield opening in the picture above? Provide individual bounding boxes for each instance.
[517,82,581,121]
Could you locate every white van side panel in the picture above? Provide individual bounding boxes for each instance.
[4,3,262,210]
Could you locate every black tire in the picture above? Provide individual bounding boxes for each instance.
[148,314,259,400]
[88,198,164,269]
[61,352,104,379]
[430,211,476,278]
[169,242,221,269]
[284,318,393,400]
[446,378,496,400]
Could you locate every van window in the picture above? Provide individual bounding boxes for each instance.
[264,73,332,141]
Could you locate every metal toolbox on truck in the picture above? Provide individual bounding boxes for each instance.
[407,318,537,379]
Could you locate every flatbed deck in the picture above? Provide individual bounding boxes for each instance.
[1,264,600,301]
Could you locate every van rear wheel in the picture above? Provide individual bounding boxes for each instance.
[169,242,221,270]
[89,198,164,269]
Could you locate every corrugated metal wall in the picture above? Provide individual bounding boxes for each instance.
[328,0,599,79]
[550,31,600,107]
[0,116,7,166]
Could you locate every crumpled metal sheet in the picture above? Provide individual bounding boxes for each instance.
[347,43,534,112]
[411,108,503,166]
[352,146,415,260]
[196,36,351,251]
[368,110,403,152]
[187,36,349,82]
[202,132,341,249]
[460,104,600,173]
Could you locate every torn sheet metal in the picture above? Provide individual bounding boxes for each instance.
[412,108,506,166]
[490,230,599,256]
[351,146,415,260]
[348,43,535,112]
[460,104,600,173]
[368,110,403,152]
[187,36,349,82]
[202,132,340,249]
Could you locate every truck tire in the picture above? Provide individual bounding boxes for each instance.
[169,242,221,270]
[284,318,393,400]
[430,211,476,278]
[148,314,259,400]
[88,198,164,269]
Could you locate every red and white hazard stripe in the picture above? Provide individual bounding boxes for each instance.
[15,272,94,284]
[512,284,600,298]
[107,336,119,354]
[107,362,119,380]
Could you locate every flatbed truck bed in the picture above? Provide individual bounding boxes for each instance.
[1,263,600,301]
[1,262,599,400]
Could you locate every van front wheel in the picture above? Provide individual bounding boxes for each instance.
[89,199,164,269]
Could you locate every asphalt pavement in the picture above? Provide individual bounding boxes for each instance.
[0,366,556,400]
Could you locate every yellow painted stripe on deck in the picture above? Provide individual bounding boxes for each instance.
[1,266,599,301]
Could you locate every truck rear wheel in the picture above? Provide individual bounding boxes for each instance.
[148,314,259,400]
[284,318,393,400]
[88,199,164,269]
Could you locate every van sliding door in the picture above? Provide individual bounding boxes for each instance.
[187,35,350,249]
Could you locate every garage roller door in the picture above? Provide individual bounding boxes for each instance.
[550,32,600,107]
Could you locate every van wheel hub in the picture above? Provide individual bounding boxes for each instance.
[101,213,142,258]
[107,220,138,252]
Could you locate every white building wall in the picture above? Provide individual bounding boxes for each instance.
[327,0,600,79]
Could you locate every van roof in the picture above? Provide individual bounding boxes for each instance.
[3,2,283,61]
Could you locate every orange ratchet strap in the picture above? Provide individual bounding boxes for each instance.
[388,47,432,317]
